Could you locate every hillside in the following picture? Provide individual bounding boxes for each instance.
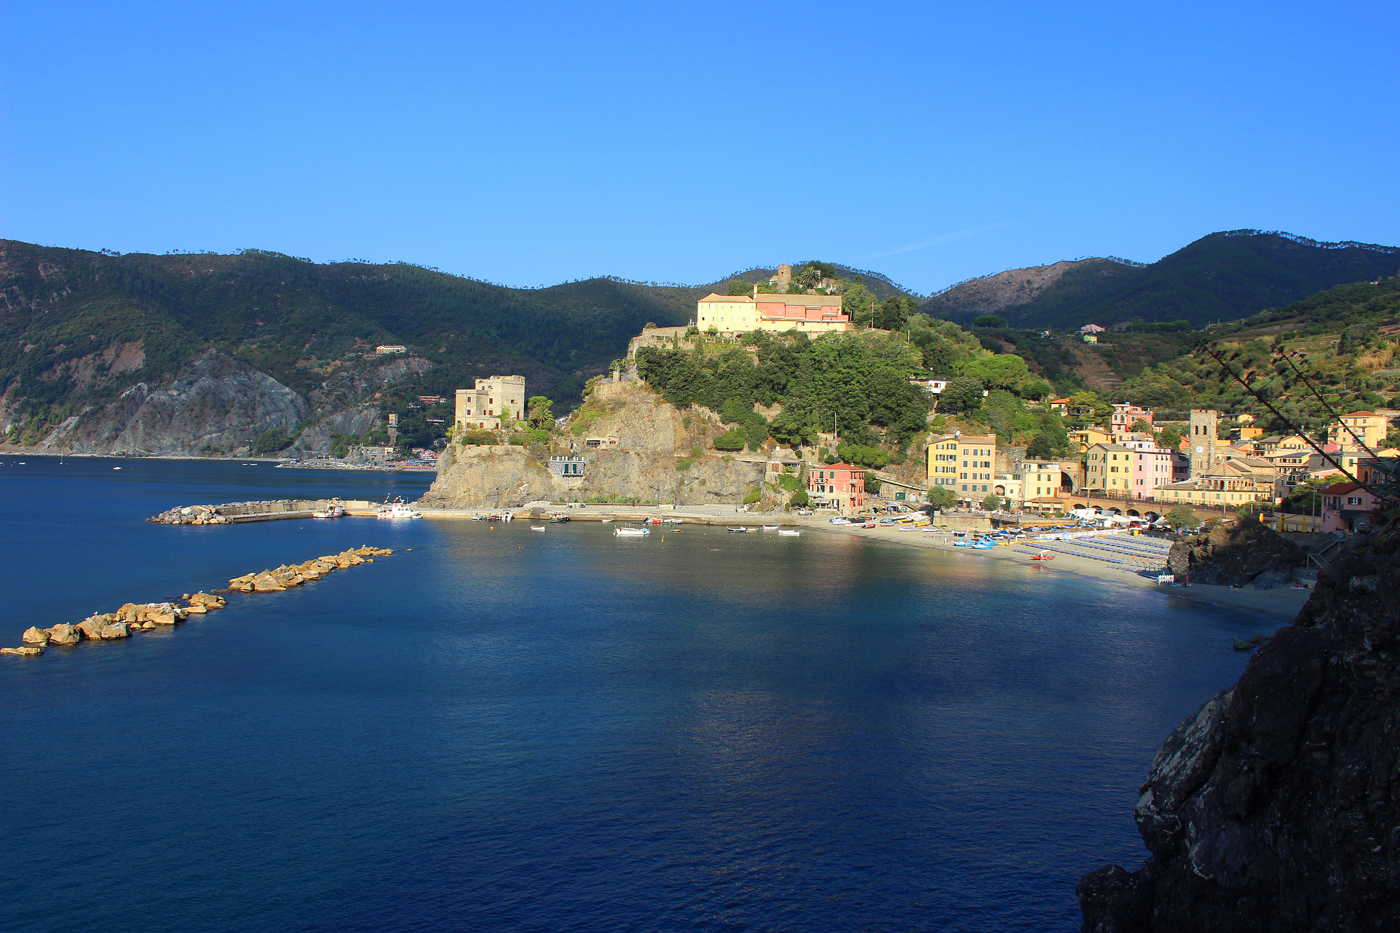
[921,259,1111,318]
[922,231,1400,332]
[0,240,703,453]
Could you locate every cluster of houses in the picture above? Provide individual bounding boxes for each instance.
[926,401,1395,533]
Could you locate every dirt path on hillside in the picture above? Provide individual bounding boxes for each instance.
[1069,343,1123,393]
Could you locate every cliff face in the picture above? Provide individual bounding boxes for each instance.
[419,391,767,509]
[25,349,309,456]
[1079,514,1400,932]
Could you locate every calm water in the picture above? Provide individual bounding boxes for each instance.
[0,457,1258,932]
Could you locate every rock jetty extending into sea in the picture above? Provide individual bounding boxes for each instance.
[148,499,375,525]
[2,546,393,658]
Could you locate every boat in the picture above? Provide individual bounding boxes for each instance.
[600,518,613,523]
[377,498,422,519]
[615,524,650,537]
[727,526,750,533]
[762,525,779,531]
[549,514,570,523]
[1030,551,1055,561]
[313,505,345,519]
[778,529,800,537]
[530,526,546,532]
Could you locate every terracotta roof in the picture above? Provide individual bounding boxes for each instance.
[1343,411,1381,418]
[698,293,754,302]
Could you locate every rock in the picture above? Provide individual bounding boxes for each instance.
[21,626,49,645]
[99,622,131,639]
[77,617,107,640]
[45,623,81,645]
[251,572,285,593]
[1166,521,1306,587]
[1080,513,1400,932]
[140,620,156,629]
[1,646,44,657]
[1251,568,1291,590]
[1232,636,1257,651]
[183,604,207,614]
[149,610,177,625]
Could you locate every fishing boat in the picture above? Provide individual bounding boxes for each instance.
[615,524,649,537]
[313,504,345,519]
[727,526,750,533]
[762,525,779,531]
[530,525,546,532]
[377,500,422,520]
[778,529,800,537]
[549,514,570,523]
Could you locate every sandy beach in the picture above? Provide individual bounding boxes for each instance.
[796,516,1312,627]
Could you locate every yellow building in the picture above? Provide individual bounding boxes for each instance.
[1159,457,1277,508]
[1085,443,1134,494]
[927,433,998,498]
[1069,427,1112,452]
[1328,411,1389,450]
[696,293,849,335]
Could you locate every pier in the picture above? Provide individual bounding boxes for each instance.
[148,499,378,525]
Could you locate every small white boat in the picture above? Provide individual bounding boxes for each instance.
[600,518,614,523]
[778,529,800,537]
[377,501,422,519]
[762,525,779,531]
[530,525,545,531]
[615,526,649,537]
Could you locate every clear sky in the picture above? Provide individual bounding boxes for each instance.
[2,1,1397,294]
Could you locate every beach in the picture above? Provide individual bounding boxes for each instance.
[797,516,1312,626]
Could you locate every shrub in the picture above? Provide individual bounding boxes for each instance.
[712,429,747,450]
[790,489,809,508]
[743,487,761,505]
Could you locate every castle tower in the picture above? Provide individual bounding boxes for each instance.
[1189,409,1219,477]
[775,264,792,293]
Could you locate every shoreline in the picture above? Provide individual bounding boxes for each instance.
[798,517,1310,626]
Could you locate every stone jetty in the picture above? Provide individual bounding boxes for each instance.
[148,499,375,525]
[3,546,393,659]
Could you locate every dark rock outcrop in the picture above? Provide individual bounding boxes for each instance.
[1166,521,1305,586]
[1079,514,1400,932]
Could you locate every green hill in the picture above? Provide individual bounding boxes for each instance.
[922,231,1400,332]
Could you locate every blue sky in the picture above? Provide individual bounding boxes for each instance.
[2,1,1396,294]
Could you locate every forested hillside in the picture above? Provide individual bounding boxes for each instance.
[922,231,1399,332]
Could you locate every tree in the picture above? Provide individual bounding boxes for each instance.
[498,406,511,428]
[790,489,809,508]
[527,396,555,429]
[962,354,1029,390]
[1025,432,1054,460]
[1156,426,1182,450]
[877,296,916,331]
[927,486,956,509]
[939,377,985,414]
[845,282,877,326]
[712,429,747,450]
[1164,504,1198,530]
[727,279,752,296]
[1130,419,1154,434]
[864,471,882,494]
[981,493,1002,512]
[973,315,1005,327]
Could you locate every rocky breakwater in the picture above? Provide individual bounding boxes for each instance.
[3,547,391,659]
[5,593,226,657]
[149,504,231,525]
[224,546,391,592]
[1167,520,1306,588]
[1078,513,1400,932]
[420,389,767,510]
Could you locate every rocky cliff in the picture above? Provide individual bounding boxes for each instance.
[420,389,768,509]
[1079,512,1400,932]
[1167,521,1307,588]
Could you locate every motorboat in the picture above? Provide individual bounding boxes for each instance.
[549,514,570,523]
[1030,550,1055,561]
[377,498,422,519]
[762,525,779,531]
[615,525,650,537]
[727,526,750,533]
[530,526,546,532]
[778,529,800,537]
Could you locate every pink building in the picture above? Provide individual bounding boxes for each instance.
[807,463,866,512]
[1319,483,1379,533]
[1111,403,1154,433]
[1129,445,1184,495]
[753,296,849,326]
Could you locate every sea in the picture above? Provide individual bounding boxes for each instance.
[0,457,1264,932]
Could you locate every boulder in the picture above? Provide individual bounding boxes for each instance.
[140,620,156,630]
[99,622,131,639]
[46,623,81,645]
[1,646,44,657]
[21,626,49,645]
[251,572,286,593]
[1166,521,1306,587]
[183,604,207,614]
[77,617,107,640]
[149,610,177,625]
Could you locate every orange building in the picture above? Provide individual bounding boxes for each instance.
[807,463,866,512]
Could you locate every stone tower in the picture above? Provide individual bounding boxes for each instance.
[775,264,792,293]
[1189,409,1219,477]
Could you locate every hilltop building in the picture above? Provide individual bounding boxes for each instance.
[454,376,526,432]
[1110,403,1154,434]
[695,293,849,335]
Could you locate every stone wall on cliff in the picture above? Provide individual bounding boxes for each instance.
[1079,511,1400,932]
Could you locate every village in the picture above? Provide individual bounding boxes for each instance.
[409,265,1395,540]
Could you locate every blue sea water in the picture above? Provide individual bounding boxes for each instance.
[0,457,1262,932]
